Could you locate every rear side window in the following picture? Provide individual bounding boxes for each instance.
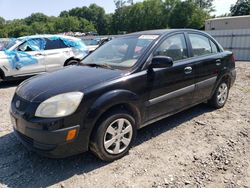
[45,39,68,50]
[189,34,217,57]
[154,34,188,61]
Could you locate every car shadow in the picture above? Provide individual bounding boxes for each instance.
[0,104,214,188]
[0,80,23,89]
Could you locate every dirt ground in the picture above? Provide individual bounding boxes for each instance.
[0,62,249,188]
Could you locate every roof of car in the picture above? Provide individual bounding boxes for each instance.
[18,34,80,41]
[124,29,206,37]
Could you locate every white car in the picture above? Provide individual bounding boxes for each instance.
[82,38,100,53]
[0,34,89,82]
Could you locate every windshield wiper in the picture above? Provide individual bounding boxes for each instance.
[82,63,114,70]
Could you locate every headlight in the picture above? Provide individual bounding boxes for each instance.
[35,92,84,118]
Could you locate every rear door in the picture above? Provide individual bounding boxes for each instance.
[186,32,222,102]
[146,33,196,120]
[43,39,71,72]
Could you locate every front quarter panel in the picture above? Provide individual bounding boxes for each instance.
[86,90,141,124]
[82,70,149,130]
[0,53,12,77]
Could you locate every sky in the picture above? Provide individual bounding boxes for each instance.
[0,0,238,20]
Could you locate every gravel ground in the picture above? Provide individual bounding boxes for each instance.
[0,62,249,188]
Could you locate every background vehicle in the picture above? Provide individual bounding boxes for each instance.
[10,29,236,161]
[82,37,113,53]
[0,35,89,82]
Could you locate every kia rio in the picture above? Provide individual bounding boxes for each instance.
[10,29,236,161]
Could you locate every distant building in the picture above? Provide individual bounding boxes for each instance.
[205,15,250,31]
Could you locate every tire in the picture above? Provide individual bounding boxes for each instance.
[90,110,137,162]
[65,59,79,66]
[0,75,3,84]
[208,81,229,109]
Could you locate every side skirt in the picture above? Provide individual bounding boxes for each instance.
[139,99,209,129]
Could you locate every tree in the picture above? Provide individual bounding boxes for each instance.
[0,17,5,27]
[6,20,31,37]
[169,1,209,29]
[192,0,214,12]
[114,0,135,8]
[230,0,250,16]
[114,0,127,8]
[25,13,48,25]
[60,4,106,34]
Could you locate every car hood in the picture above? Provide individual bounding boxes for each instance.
[16,65,124,102]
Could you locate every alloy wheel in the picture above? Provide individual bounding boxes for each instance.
[104,118,133,155]
[217,83,228,105]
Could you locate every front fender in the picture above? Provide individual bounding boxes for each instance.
[85,89,141,126]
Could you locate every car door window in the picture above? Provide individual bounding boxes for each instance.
[154,34,188,62]
[18,38,44,52]
[210,40,219,53]
[189,34,217,57]
[44,39,68,50]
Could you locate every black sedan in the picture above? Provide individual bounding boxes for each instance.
[10,29,236,161]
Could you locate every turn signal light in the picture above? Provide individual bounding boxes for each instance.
[66,129,77,141]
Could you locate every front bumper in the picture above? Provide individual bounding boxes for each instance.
[11,112,88,158]
[10,94,90,158]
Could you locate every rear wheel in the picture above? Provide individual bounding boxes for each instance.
[65,59,79,66]
[208,81,229,108]
[90,110,137,162]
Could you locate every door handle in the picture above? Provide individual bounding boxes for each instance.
[184,66,192,74]
[216,59,221,66]
[35,53,43,56]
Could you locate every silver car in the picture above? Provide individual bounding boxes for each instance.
[0,35,89,82]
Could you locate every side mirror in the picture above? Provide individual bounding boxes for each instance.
[150,56,173,69]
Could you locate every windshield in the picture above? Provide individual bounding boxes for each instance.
[2,39,23,50]
[82,35,158,69]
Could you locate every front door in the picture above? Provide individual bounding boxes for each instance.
[146,33,195,121]
[11,38,45,76]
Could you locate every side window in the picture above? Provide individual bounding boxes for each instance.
[154,34,188,61]
[18,38,44,52]
[210,40,219,53]
[189,34,214,56]
[45,39,68,50]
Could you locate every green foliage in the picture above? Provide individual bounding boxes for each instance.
[192,0,214,12]
[0,0,212,38]
[60,4,107,34]
[230,0,250,16]
[169,1,209,29]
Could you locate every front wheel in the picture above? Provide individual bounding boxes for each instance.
[208,81,229,108]
[90,110,137,162]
